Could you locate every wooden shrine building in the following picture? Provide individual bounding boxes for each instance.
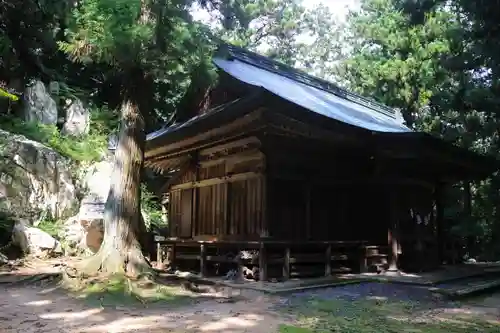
[145,44,500,281]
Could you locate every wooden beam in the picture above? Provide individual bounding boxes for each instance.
[146,109,265,162]
[200,150,264,168]
[171,172,262,191]
[269,174,436,189]
[265,111,357,145]
[199,136,261,157]
[157,157,194,195]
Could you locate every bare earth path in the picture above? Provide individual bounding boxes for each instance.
[0,284,286,333]
[1,259,499,333]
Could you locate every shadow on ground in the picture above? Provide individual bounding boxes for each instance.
[0,270,285,333]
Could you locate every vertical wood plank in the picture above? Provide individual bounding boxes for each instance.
[193,165,199,237]
[260,174,269,237]
[223,183,228,235]
[212,184,216,234]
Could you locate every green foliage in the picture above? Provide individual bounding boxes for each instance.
[0,115,106,162]
[64,274,191,307]
[206,0,341,68]
[340,0,456,127]
[36,218,63,240]
[141,184,165,230]
[0,87,18,101]
[280,297,500,333]
[334,0,500,259]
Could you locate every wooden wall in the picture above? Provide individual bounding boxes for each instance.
[267,180,389,243]
[168,136,266,240]
[166,132,439,253]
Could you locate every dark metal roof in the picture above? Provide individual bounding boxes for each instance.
[215,43,409,132]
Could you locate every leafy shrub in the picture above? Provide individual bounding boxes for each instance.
[141,184,166,231]
[0,107,110,162]
[36,218,63,240]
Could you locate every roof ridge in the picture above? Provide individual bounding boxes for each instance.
[216,43,400,120]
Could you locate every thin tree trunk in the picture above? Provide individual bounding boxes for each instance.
[83,94,150,277]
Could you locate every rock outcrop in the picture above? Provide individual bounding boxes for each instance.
[0,129,78,222]
[62,99,90,136]
[11,220,62,257]
[59,160,112,254]
[22,80,58,125]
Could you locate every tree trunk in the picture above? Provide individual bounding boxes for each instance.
[83,91,150,277]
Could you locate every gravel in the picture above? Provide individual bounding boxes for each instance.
[274,282,461,309]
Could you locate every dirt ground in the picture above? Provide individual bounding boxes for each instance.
[1,259,500,333]
[0,284,286,333]
[0,259,287,333]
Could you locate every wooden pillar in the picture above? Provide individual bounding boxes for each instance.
[200,243,207,277]
[167,243,176,269]
[259,241,268,282]
[260,174,269,237]
[156,242,163,267]
[435,183,445,265]
[325,244,332,276]
[387,188,400,272]
[305,183,312,240]
[463,180,474,256]
[359,246,367,273]
[283,247,290,280]
[236,252,244,283]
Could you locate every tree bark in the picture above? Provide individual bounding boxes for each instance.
[83,86,150,277]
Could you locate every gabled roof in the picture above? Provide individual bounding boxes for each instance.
[145,43,500,180]
[214,44,410,133]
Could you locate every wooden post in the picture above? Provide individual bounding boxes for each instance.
[260,174,269,237]
[305,183,312,240]
[236,252,244,283]
[283,247,290,280]
[200,243,207,277]
[435,183,445,265]
[167,244,176,269]
[325,244,332,276]
[156,242,163,267]
[259,242,268,282]
[387,189,400,272]
[359,246,367,273]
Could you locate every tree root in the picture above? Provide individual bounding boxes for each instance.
[3,272,61,286]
